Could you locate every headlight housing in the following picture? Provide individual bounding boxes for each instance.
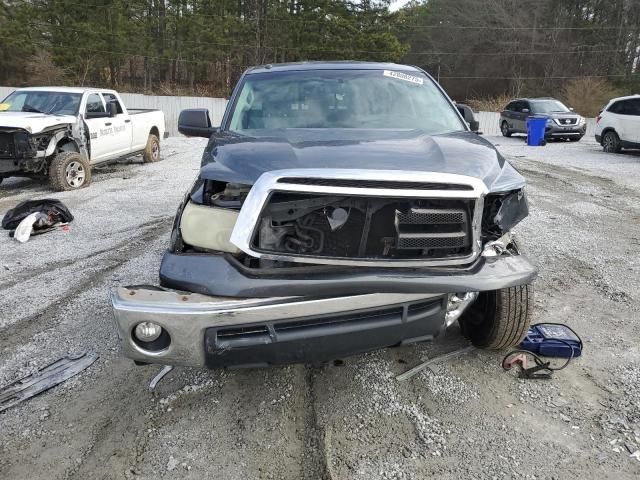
[482,188,529,238]
[179,201,240,253]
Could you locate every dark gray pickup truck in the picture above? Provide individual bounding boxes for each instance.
[111,62,536,369]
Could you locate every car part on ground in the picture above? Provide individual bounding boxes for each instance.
[396,345,476,381]
[148,365,174,391]
[0,352,97,412]
[112,62,537,369]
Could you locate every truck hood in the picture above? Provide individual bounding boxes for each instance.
[0,111,76,134]
[199,129,525,192]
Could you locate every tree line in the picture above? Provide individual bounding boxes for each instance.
[0,0,638,106]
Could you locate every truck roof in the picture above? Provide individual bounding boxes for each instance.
[246,61,423,75]
[12,86,117,94]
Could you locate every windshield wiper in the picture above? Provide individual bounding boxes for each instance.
[22,105,46,114]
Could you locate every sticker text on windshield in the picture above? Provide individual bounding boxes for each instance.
[383,70,424,85]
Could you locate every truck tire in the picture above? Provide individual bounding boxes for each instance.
[459,284,533,349]
[143,134,160,163]
[49,152,91,191]
[602,131,621,153]
[500,121,512,137]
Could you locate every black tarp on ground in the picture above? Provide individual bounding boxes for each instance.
[1,199,74,230]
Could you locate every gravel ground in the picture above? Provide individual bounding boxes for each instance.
[1,135,640,479]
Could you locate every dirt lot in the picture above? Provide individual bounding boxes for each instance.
[1,135,639,480]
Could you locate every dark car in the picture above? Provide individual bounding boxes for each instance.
[500,97,586,141]
[111,62,536,369]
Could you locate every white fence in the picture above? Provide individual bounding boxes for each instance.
[0,86,597,138]
[0,86,227,136]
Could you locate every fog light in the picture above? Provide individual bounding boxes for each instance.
[134,322,162,342]
[445,292,479,327]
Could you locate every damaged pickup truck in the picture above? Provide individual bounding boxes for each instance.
[0,87,166,190]
[111,62,536,369]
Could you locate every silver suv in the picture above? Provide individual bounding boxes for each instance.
[500,98,586,141]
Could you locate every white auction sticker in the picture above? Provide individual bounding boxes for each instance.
[383,70,424,85]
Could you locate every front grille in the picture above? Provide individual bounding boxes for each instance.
[396,209,465,225]
[559,118,577,125]
[0,133,15,159]
[395,208,470,251]
[253,192,475,262]
[277,177,474,191]
[396,233,466,249]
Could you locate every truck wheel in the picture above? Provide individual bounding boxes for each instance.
[49,152,91,191]
[143,134,160,163]
[459,284,533,349]
[500,121,512,137]
[602,131,621,153]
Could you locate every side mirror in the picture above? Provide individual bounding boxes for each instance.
[178,109,217,138]
[457,104,480,133]
[522,108,530,114]
[106,101,117,118]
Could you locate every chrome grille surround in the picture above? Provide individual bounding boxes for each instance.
[229,169,488,267]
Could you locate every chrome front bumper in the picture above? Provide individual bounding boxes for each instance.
[111,288,445,367]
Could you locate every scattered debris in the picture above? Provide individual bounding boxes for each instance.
[502,324,582,380]
[396,346,475,381]
[149,365,174,391]
[0,352,97,412]
[519,323,583,358]
[2,198,73,242]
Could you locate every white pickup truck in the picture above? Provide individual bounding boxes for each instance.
[0,87,166,190]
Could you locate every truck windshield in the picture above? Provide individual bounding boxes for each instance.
[228,70,465,134]
[0,91,82,116]
[530,100,570,114]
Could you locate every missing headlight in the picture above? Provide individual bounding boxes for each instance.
[206,181,251,208]
[483,189,528,238]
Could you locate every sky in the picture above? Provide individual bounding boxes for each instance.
[389,0,412,11]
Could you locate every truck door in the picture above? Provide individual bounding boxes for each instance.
[102,92,132,155]
[83,93,113,162]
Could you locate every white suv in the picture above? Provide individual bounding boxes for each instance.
[595,95,640,153]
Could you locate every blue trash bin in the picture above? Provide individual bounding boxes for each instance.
[526,117,547,146]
